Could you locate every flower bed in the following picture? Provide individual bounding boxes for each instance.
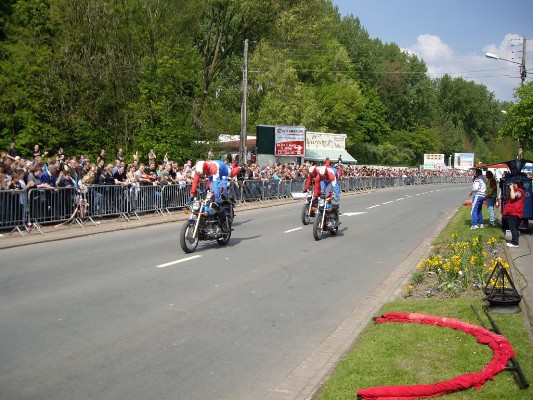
[404,234,510,299]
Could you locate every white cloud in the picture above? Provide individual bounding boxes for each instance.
[404,34,523,102]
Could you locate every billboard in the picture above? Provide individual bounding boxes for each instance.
[274,126,305,156]
[423,154,446,170]
[454,153,474,170]
[306,131,346,150]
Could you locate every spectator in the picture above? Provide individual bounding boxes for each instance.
[469,168,486,229]
[97,149,106,165]
[95,158,106,185]
[125,164,137,184]
[32,144,48,164]
[135,163,152,186]
[485,170,497,226]
[113,164,127,184]
[2,154,14,176]
[41,165,58,187]
[7,142,17,159]
[57,147,65,163]
[56,168,75,188]
[101,163,116,185]
[148,148,156,165]
[503,180,525,248]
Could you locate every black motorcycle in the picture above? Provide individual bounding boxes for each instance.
[180,191,234,253]
[301,190,317,225]
[312,192,340,241]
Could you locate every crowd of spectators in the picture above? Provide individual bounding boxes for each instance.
[1,141,474,193]
[1,143,197,191]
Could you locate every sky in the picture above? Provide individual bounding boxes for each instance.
[333,0,533,103]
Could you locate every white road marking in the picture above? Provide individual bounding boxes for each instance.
[285,227,303,233]
[395,198,404,201]
[367,205,380,209]
[343,212,367,216]
[382,201,394,205]
[157,255,201,268]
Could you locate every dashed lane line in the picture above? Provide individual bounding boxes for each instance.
[157,255,201,268]
[285,227,303,233]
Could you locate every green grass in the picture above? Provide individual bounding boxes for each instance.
[314,205,533,400]
[435,203,504,244]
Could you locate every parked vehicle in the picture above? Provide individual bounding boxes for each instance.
[312,192,340,241]
[180,191,234,253]
[495,159,532,232]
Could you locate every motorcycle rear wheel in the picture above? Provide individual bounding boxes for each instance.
[313,212,324,241]
[330,213,339,236]
[217,219,232,245]
[180,220,199,253]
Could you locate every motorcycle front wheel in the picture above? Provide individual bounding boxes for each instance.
[313,212,324,241]
[180,220,199,253]
[301,203,311,225]
[217,219,232,245]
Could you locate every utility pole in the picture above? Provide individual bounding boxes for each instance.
[518,37,526,159]
[239,39,249,165]
[520,37,527,84]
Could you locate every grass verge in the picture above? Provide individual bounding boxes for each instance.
[314,205,533,400]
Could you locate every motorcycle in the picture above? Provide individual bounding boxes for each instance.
[312,192,340,241]
[180,191,234,253]
[301,191,317,225]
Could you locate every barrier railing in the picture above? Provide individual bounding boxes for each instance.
[0,175,471,235]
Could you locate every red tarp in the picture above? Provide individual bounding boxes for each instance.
[356,312,515,400]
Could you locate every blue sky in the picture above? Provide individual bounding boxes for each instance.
[333,0,533,102]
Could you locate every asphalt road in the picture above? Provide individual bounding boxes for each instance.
[0,184,470,400]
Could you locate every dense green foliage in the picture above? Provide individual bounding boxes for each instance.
[1,0,530,164]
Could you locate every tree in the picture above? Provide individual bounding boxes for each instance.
[500,82,533,154]
[192,0,288,132]
[0,0,57,157]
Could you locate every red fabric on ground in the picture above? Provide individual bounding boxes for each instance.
[356,312,515,400]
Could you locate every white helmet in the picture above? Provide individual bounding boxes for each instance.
[317,166,327,176]
[309,166,316,174]
[195,161,205,175]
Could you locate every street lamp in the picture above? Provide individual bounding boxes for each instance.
[486,39,528,159]
[484,37,527,84]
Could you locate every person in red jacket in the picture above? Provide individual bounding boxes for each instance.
[190,159,244,202]
[303,165,318,193]
[313,165,339,201]
[502,179,525,247]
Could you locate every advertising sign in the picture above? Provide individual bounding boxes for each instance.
[454,153,475,170]
[275,126,305,156]
[423,154,446,170]
[306,132,346,150]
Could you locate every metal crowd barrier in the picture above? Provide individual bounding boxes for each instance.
[0,189,31,235]
[0,175,472,235]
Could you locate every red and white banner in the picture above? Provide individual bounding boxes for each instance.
[275,126,305,156]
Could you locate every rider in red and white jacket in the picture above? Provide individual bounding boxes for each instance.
[190,160,244,202]
[313,165,339,201]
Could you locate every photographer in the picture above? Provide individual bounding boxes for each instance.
[502,180,525,248]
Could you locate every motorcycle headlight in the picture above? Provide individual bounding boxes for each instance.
[192,201,201,211]
[318,198,325,207]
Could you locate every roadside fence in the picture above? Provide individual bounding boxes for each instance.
[0,175,471,236]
